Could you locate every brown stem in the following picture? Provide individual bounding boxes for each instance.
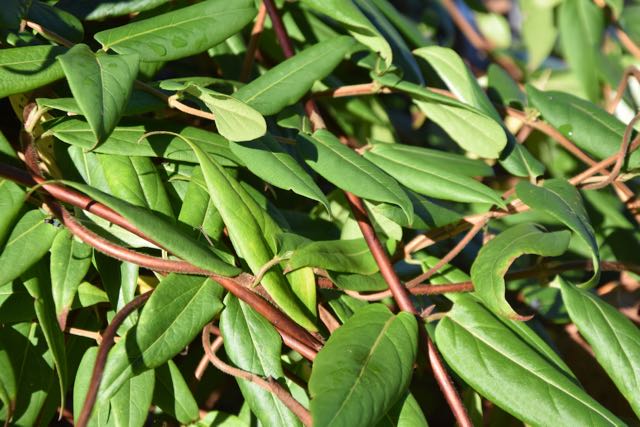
[241,2,268,82]
[202,326,312,427]
[615,26,640,60]
[76,292,152,427]
[606,66,640,113]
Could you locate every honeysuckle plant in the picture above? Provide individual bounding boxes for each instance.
[0,0,639,426]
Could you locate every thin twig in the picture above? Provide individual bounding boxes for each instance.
[606,66,640,113]
[202,326,312,427]
[76,292,152,427]
[241,2,268,82]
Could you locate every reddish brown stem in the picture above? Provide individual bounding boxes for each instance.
[240,2,268,82]
[76,291,152,427]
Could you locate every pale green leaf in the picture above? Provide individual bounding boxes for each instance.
[287,238,378,275]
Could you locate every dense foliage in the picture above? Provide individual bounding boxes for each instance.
[0,0,639,426]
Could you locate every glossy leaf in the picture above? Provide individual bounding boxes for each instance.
[297,130,413,223]
[99,274,224,401]
[50,229,92,325]
[435,295,625,426]
[230,135,330,211]
[309,304,418,427]
[183,136,317,330]
[0,46,66,98]
[45,117,240,166]
[185,85,266,142]
[234,36,356,115]
[58,44,139,146]
[300,0,392,68]
[471,223,571,319]
[559,277,640,417]
[154,361,200,425]
[287,238,378,275]
[62,181,240,276]
[94,0,256,62]
[0,210,60,287]
[364,148,505,207]
[219,294,302,427]
[517,179,600,288]
[0,179,24,244]
[527,85,640,169]
[558,0,604,102]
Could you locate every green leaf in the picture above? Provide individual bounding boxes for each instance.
[527,85,640,170]
[230,135,330,212]
[0,210,60,287]
[558,0,604,102]
[98,154,174,218]
[559,277,640,418]
[471,223,571,319]
[234,36,356,115]
[520,0,557,71]
[435,295,625,427]
[517,179,600,288]
[58,44,139,146]
[45,117,240,166]
[300,0,392,68]
[183,136,317,330]
[487,64,525,107]
[94,0,256,62]
[22,263,69,411]
[364,147,505,207]
[73,347,110,426]
[110,369,155,427]
[154,361,200,425]
[297,130,413,223]
[0,45,66,98]
[372,191,461,230]
[27,1,84,43]
[219,294,302,427]
[328,271,389,292]
[99,274,224,401]
[59,0,172,20]
[0,179,24,244]
[309,304,418,427]
[50,229,92,325]
[184,85,266,142]
[0,0,30,31]
[375,392,428,427]
[61,181,240,276]
[286,238,378,275]
[177,167,225,244]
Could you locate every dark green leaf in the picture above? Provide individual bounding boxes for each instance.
[234,37,356,115]
[471,223,570,319]
[0,46,66,98]
[110,369,155,427]
[287,238,378,275]
[297,130,413,223]
[0,210,60,287]
[375,392,428,427]
[27,1,84,43]
[58,44,139,145]
[99,274,224,401]
[559,277,640,417]
[517,179,600,288]
[58,0,171,20]
[328,272,389,292]
[435,295,625,426]
[220,294,302,427]
[94,0,256,62]
[0,179,24,245]
[309,304,418,427]
[154,361,200,425]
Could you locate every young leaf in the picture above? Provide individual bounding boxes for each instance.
[185,85,266,142]
[183,136,318,330]
[61,181,240,276]
[297,130,413,224]
[517,179,600,288]
[229,135,330,212]
[154,361,200,425]
[435,295,625,427]
[559,277,640,417]
[471,223,571,320]
[58,44,139,146]
[94,0,256,62]
[527,86,640,169]
[0,210,60,287]
[234,36,356,115]
[0,179,24,245]
[0,46,66,98]
[300,0,392,68]
[286,238,378,275]
[309,304,418,427]
[219,294,302,427]
[558,0,604,102]
[99,274,224,401]
[50,229,92,326]
[364,149,505,207]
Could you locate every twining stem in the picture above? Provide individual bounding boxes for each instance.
[202,326,313,427]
